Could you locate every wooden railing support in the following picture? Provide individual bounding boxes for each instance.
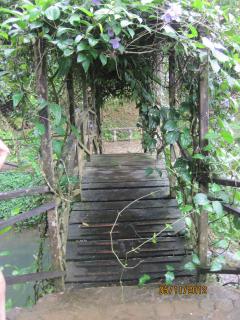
[169,49,177,197]
[198,51,209,280]
[34,37,64,290]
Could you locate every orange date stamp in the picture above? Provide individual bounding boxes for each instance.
[159,285,208,295]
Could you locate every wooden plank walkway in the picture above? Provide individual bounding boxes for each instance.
[66,153,193,286]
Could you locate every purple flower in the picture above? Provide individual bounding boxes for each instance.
[110,37,121,49]
[92,0,101,5]
[162,3,182,24]
[107,27,114,38]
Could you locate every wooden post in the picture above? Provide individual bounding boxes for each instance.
[169,49,177,197]
[66,68,75,126]
[198,51,209,280]
[113,130,117,142]
[34,38,64,290]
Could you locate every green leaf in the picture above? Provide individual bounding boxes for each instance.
[165,131,179,144]
[79,7,93,17]
[121,20,132,28]
[69,14,80,26]
[192,253,200,265]
[194,193,209,206]
[53,140,63,158]
[184,262,196,271]
[211,183,221,193]
[77,53,87,63]
[220,130,234,144]
[88,38,99,47]
[152,233,157,244]
[0,251,10,257]
[215,239,228,250]
[138,274,151,287]
[181,205,193,213]
[77,42,89,52]
[210,59,221,73]
[192,153,205,160]
[128,28,135,38]
[212,201,223,215]
[164,120,177,132]
[13,92,24,108]
[45,6,60,21]
[75,35,83,44]
[99,53,107,66]
[210,256,225,272]
[165,271,175,285]
[192,0,204,9]
[166,264,175,272]
[187,25,198,39]
[82,60,90,73]
[0,226,12,236]
[145,167,153,176]
[63,48,74,57]
[34,123,45,137]
[49,103,62,125]
[180,129,192,148]
[185,217,192,228]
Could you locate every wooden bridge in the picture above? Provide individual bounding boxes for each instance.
[65,153,192,286]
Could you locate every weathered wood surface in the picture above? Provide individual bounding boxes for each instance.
[0,186,50,201]
[0,201,56,230]
[5,271,65,285]
[66,153,192,286]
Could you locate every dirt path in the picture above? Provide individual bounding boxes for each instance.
[8,284,240,320]
[103,140,143,154]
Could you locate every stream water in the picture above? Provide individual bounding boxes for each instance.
[0,228,50,308]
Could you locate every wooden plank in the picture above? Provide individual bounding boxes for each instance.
[199,266,240,275]
[5,271,65,285]
[72,199,178,211]
[0,186,50,201]
[223,204,240,217]
[67,220,185,240]
[66,260,193,283]
[82,180,169,190]
[85,159,164,167]
[81,187,170,202]
[83,175,167,183]
[207,177,240,188]
[0,201,56,230]
[67,255,185,267]
[66,237,187,261]
[69,207,181,224]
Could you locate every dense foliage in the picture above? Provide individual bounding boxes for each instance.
[1,0,240,281]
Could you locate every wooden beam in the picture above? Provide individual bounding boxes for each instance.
[0,186,50,201]
[5,271,65,285]
[205,177,240,188]
[0,201,55,230]
[199,266,240,275]
[222,204,240,217]
[34,37,64,290]
[198,51,209,276]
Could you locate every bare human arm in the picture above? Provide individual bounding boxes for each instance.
[0,140,10,170]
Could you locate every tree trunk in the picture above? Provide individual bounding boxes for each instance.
[34,38,64,290]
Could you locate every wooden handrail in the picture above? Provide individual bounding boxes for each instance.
[5,271,65,285]
[198,176,240,188]
[0,186,51,201]
[199,266,240,275]
[0,201,56,230]
[222,204,240,217]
